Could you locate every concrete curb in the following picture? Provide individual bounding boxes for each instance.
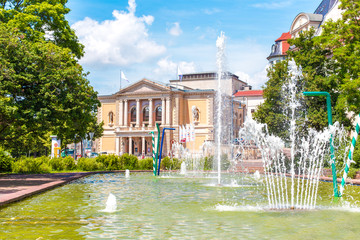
[0,170,152,207]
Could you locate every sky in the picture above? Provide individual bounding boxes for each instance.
[66,0,321,95]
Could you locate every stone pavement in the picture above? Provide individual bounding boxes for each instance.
[0,172,93,207]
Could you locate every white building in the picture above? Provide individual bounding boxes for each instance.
[234,90,264,120]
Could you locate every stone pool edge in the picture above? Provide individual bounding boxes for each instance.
[0,170,152,208]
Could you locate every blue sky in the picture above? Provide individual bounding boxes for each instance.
[66,0,321,95]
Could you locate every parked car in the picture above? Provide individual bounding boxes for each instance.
[61,149,74,158]
[89,152,99,158]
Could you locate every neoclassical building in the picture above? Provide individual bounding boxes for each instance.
[97,73,246,157]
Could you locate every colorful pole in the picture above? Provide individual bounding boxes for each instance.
[149,131,157,176]
[303,91,340,197]
[157,127,175,176]
[155,123,161,176]
[340,114,360,195]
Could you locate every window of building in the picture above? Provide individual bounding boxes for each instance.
[155,106,162,121]
[130,107,136,122]
[143,106,149,122]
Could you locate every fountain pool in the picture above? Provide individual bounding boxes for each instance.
[1,172,360,239]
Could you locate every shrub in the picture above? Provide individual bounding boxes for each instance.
[121,153,138,170]
[62,156,76,170]
[138,157,153,170]
[12,157,51,173]
[0,148,13,172]
[95,154,122,170]
[160,157,181,170]
[347,168,359,179]
[203,156,214,170]
[49,157,64,171]
[77,157,104,171]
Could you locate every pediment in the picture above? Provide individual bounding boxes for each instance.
[116,79,170,95]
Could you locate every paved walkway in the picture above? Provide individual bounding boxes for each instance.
[0,172,93,207]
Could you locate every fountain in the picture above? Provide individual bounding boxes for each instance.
[125,169,130,178]
[180,162,187,175]
[103,193,117,212]
[2,33,360,239]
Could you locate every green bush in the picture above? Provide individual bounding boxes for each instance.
[0,148,13,172]
[203,156,214,170]
[62,156,76,170]
[160,157,181,170]
[12,157,51,173]
[95,154,123,170]
[48,157,64,171]
[138,157,153,170]
[121,153,138,170]
[77,157,104,171]
[347,168,359,179]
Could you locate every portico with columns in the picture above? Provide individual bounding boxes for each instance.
[97,76,244,157]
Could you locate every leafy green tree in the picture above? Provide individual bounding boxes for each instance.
[0,0,84,58]
[288,29,350,131]
[320,0,360,117]
[0,1,103,156]
[253,60,290,139]
[0,24,102,156]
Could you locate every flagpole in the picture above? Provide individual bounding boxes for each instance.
[120,70,122,90]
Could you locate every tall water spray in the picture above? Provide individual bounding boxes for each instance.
[239,60,333,209]
[215,32,227,185]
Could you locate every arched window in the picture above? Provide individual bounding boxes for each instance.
[155,106,162,122]
[108,111,114,124]
[143,106,149,122]
[130,107,136,122]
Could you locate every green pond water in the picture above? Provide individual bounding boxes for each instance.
[1,172,360,239]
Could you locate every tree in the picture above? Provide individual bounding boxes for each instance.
[0,0,84,58]
[253,60,290,139]
[0,24,102,156]
[320,0,360,117]
[254,27,352,139]
[287,29,350,131]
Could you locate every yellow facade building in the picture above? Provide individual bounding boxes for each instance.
[97,72,246,157]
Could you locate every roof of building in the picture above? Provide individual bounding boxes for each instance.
[314,0,338,16]
[234,90,263,97]
[275,32,291,42]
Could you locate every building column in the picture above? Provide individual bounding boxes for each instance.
[129,136,133,155]
[120,137,124,155]
[161,98,166,125]
[119,100,123,126]
[115,137,120,156]
[166,97,171,126]
[142,136,145,155]
[124,100,128,126]
[136,99,140,127]
[149,99,153,127]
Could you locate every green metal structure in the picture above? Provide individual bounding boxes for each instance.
[303,91,340,197]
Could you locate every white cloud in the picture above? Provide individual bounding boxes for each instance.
[203,8,221,15]
[72,0,166,67]
[154,57,196,79]
[168,22,183,37]
[252,1,292,9]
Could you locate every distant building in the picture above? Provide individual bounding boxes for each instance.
[234,90,264,120]
[169,72,249,95]
[268,0,341,64]
[96,73,245,156]
[267,32,291,65]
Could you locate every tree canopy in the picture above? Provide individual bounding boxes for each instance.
[254,0,357,138]
[0,1,102,156]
